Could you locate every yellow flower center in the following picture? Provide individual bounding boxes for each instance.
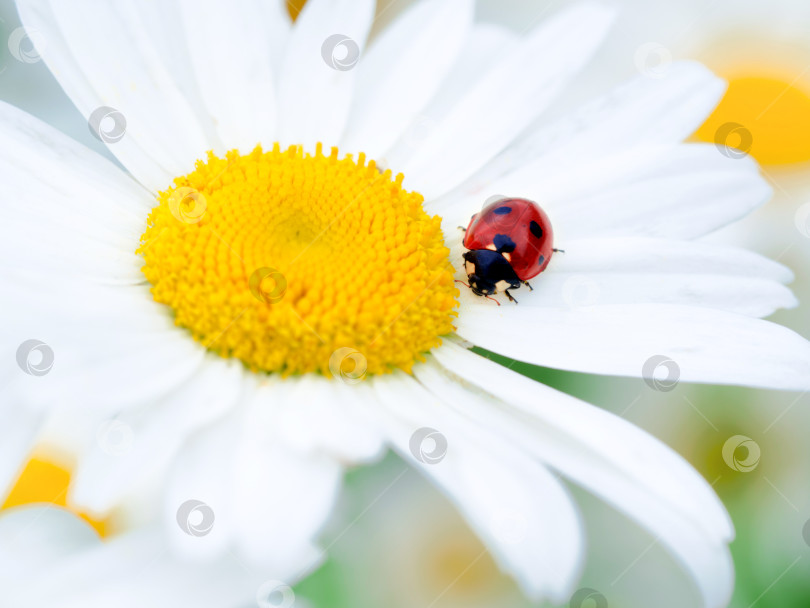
[138,144,457,376]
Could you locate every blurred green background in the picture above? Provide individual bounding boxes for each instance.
[2,0,809,606]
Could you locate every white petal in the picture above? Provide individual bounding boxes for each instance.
[268,376,386,465]
[164,410,243,561]
[430,343,734,608]
[6,291,206,415]
[433,62,724,218]
[178,0,279,153]
[0,509,265,608]
[0,507,99,589]
[455,303,810,390]
[232,385,342,571]
[0,405,44,503]
[340,0,473,160]
[397,3,615,199]
[276,0,375,147]
[0,103,149,286]
[70,355,246,514]
[542,237,794,282]
[478,60,726,185]
[370,371,583,601]
[17,0,215,190]
[441,143,771,243]
[548,145,772,240]
[164,383,332,580]
[449,237,797,317]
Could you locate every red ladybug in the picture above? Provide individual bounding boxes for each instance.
[461,197,556,304]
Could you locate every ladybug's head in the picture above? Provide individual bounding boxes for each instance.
[462,250,519,297]
[468,275,497,297]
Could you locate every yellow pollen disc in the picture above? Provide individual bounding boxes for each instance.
[2,457,110,537]
[694,74,810,165]
[139,144,458,376]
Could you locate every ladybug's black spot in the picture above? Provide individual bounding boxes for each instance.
[538,254,546,266]
[493,206,512,215]
[493,234,516,253]
[529,220,543,239]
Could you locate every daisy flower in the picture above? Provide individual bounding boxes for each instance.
[2,1,810,607]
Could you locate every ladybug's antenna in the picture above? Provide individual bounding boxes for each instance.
[454,280,501,306]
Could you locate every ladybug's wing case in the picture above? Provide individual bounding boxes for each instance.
[464,198,554,281]
[463,213,482,249]
[507,203,554,280]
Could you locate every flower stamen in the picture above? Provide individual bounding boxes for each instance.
[138,144,458,376]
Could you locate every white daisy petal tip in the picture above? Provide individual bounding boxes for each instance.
[424,344,737,607]
[369,371,586,601]
[398,0,617,198]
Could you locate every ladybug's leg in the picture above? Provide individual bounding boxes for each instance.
[522,280,533,291]
[553,248,565,253]
[457,226,466,232]
[504,289,518,304]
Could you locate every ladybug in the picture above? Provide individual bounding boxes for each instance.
[461,197,557,304]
